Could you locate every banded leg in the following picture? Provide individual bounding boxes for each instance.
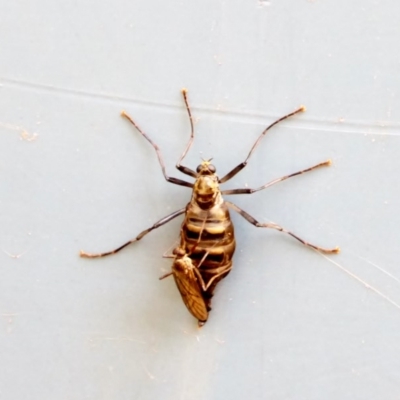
[158,219,209,284]
[221,160,331,195]
[226,201,340,254]
[80,208,186,258]
[218,106,306,184]
[159,249,230,293]
[121,110,193,188]
[193,267,231,293]
[159,271,173,279]
[159,247,211,282]
[175,89,197,178]
[190,225,232,305]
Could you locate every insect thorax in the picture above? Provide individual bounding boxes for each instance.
[173,256,194,274]
[192,174,221,210]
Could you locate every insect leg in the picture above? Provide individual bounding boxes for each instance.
[226,201,340,254]
[121,110,194,188]
[80,207,186,258]
[159,271,174,280]
[218,106,306,184]
[175,89,198,178]
[191,234,233,294]
[192,266,232,292]
[221,160,331,195]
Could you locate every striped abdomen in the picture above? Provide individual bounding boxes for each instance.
[180,200,236,296]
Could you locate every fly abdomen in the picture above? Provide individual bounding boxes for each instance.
[186,229,225,241]
[180,202,236,300]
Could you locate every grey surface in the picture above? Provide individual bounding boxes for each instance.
[1,1,400,399]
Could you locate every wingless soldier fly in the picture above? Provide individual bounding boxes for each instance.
[80,89,340,321]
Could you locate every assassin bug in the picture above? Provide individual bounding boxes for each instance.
[80,89,339,312]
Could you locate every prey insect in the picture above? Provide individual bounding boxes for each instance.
[160,246,209,327]
[80,89,339,314]
[160,221,223,326]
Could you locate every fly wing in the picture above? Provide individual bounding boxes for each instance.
[173,268,208,324]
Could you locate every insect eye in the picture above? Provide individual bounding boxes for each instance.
[196,165,202,173]
[208,164,216,173]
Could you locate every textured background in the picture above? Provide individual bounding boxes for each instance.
[1,1,400,399]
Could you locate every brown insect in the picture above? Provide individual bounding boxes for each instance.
[159,222,220,326]
[160,246,209,326]
[80,89,339,317]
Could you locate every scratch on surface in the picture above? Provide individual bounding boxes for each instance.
[143,366,155,380]
[183,330,202,342]
[258,0,271,7]
[317,251,400,311]
[0,122,38,141]
[1,313,19,321]
[1,313,19,334]
[352,253,400,285]
[1,76,400,136]
[102,335,146,343]
[2,249,29,259]
[86,334,146,347]
[0,76,172,109]
[20,130,38,141]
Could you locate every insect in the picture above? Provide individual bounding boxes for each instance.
[80,89,339,314]
[160,246,209,326]
[160,220,231,327]
[159,221,219,326]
